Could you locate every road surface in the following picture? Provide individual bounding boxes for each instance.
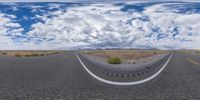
[0,51,200,100]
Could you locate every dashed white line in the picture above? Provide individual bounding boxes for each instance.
[75,52,173,86]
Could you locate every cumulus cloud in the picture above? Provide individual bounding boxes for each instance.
[143,3,200,49]
[24,3,200,49]
[0,13,23,49]
[1,2,200,50]
[0,12,53,50]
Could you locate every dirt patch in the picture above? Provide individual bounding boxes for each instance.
[82,50,168,60]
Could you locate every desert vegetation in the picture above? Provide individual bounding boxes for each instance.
[82,50,168,60]
[107,57,121,64]
[82,50,168,64]
[0,50,62,57]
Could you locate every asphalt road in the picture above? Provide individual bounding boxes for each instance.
[77,52,171,83]
[0,51,200,100]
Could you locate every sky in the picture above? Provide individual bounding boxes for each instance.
[0,0,200,50]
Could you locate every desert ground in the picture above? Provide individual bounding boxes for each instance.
[182,50,200,54]
[81,49,170,64]
[82,50,168,59]
[0,50,63,57]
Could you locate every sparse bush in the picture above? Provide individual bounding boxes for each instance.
[9,51,62,57]
[107,57,121,64]
[40,54,45,56]
[2,52,7,55]
[25,54,31,57]
[24,53,44,57]
[31,54,39,56]
[54,52,59,54]
[153,52,157,54]
[15,54,21,57]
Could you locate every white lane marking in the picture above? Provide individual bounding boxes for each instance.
[187,58,200,66]
[75,52,173,86]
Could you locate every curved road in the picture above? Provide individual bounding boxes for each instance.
[0,51,200,100]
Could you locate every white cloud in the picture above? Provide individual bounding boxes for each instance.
[0,0,200,3]
[27,3,200,50]
[22,16,29,20]
[143,3,200,49]
[1,2,200,50]
[5,22,21,27]
[0,13,24,49]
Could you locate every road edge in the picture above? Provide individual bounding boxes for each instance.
[75,52,173,86]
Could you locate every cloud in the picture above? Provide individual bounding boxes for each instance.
[0,13,23,49]
[0,0,200,3]
[24,2,200,50]
[1,2,200,50]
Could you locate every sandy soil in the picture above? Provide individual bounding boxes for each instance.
[82,50,168,60]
